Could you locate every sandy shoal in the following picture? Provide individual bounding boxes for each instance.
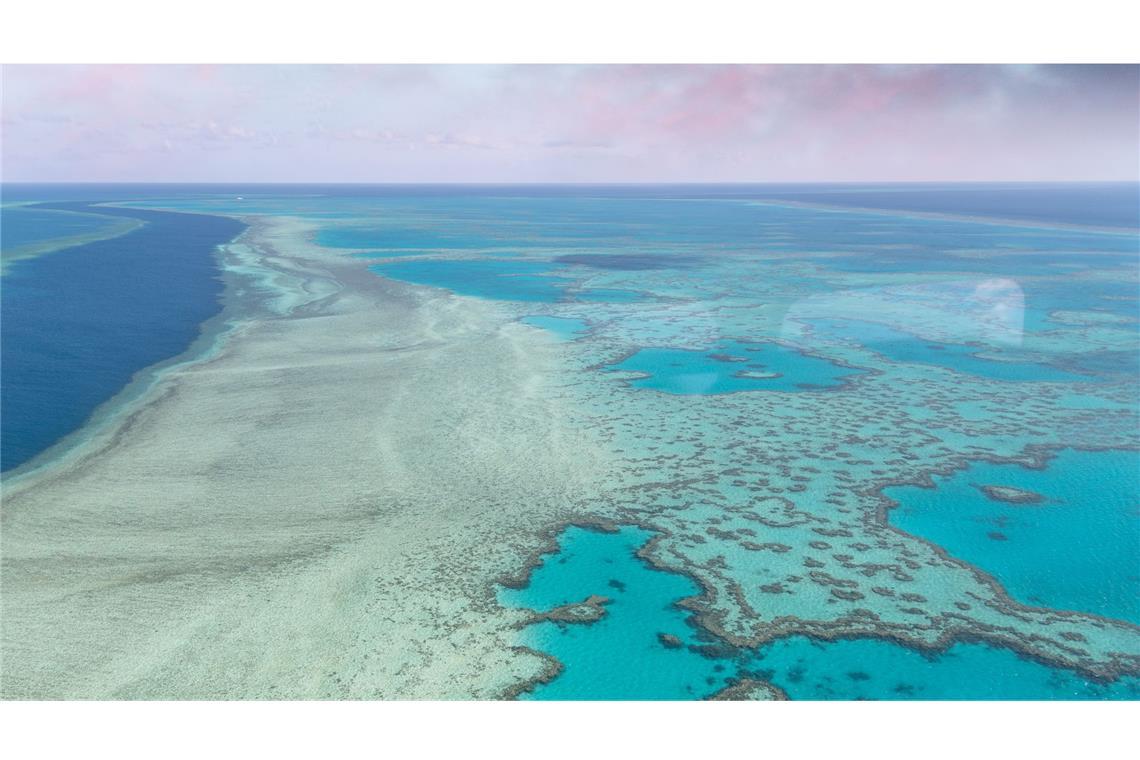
[1,215,607,699]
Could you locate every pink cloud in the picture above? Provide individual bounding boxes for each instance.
[1,64,1136,182]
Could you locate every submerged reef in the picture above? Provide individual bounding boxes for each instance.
[432,196,1140,696]
[708,678,789,701]
[976,484,1045,504]
[525,595,611,626]
[3,189,1137,699]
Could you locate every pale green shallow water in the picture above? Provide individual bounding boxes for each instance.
[113,186,1140,699]
[521,315,589,341]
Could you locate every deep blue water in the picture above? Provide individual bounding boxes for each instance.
[501,525,1140,700]
[886,449,1140,624]
[1,201,244,471]
[1,205,124,250]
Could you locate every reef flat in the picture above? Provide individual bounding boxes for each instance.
[2,185,1137,699]
[1,213,612,698]
[501,525,1140,700]
[343,191,1139,694]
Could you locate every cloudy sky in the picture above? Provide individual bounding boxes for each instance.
[2,64,1137,183]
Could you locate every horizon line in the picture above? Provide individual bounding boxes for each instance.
[3,180,1138,186]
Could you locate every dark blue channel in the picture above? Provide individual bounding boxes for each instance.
[1,202,245,472]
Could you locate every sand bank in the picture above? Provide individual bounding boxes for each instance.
[1,216,608,698]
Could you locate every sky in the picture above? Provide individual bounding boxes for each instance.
[2,64,1137,183]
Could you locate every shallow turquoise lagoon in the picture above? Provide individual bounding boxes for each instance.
[886,449,1140,624]
[610,340,860,394]
[350,250,436,259]
[317,225,525,251]
[371,259,568,302]
[806,318,1091,382]
[521,316,589,341]
[750,636,1140,700]
[371,258,645,304]
[502,526,1140,700]
[573,287,644,303]
[499,525,731,700]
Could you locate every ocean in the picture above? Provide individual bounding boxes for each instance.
[2,183,1137,699]
[1,197,244,471]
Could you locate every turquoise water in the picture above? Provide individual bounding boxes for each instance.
[751,636,1140,700]
[806,318,1091,382]
[100,182,1138,229]
[318,225,525,251]
[499,526,728,700]
[119,187,1136,699]
[886,449,1140,624]
[575,287,644,303]
[371,259,568,302]
[350,251,436,259]
[502,526,1140,700]
[130,187,1137,340]
[521,316,589,341]
[610,340,861,394]
[6,184,1134,700]
[371,258,644,304]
